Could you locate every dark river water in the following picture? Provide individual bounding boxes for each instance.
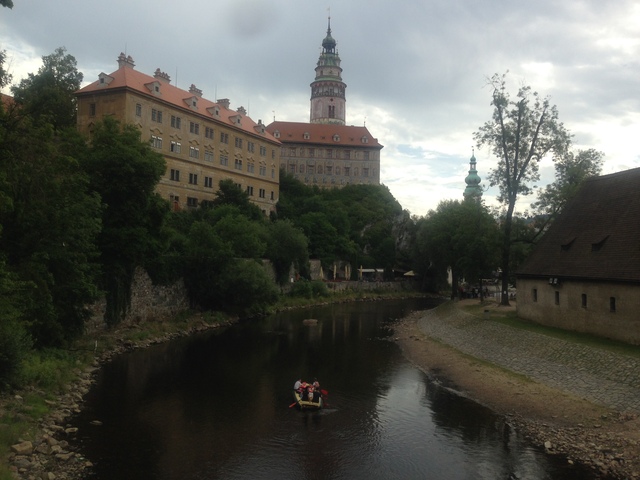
[72,298,595,479]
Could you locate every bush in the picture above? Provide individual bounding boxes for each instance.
[289,280,329,299]
[19,349,77,391]
[0,320,32,391]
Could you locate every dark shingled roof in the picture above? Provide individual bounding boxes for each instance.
[517,167,640,283]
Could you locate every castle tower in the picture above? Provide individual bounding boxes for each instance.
[310,17,346,125]
[463,151,483,201]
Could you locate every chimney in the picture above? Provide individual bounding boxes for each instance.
[237,106,247,115]
[153,68,171,83]
[189,84,203,97]
[217,98,230,109]
[117,53,135,69]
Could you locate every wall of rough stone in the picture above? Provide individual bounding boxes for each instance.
[86,267,189,333]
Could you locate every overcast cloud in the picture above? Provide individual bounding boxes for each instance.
[1,0,639,217]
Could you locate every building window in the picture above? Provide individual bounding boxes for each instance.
[247,163,255,173]
[171,115,182,129]
[318,165,323,174]
[335,166,341,175]
[580,293,587,308]
[189,122,200,135]
[555,291,560,305]
[205,127,214,139]
[152,108,163,123]
[270,191,274,200]
[188,173,198,185]
[363,168,369,177]
[169,194,179,208]
[235,159,242,170]
[260,146,267,156]
[309,148,315,157]
[326,149,333,158]
[246,185,254,196]
[354,167,358,176]
[344,167,350,176]
[259,165,266,176]
[170,169,180,181]
[289,147,296,156]
[247,141,255,153]
[220,155,229,167]
[328,105,335,118]
[187,197,198,208]
[308,165,315,175]
[364,151,370,160]
[299,165,305,174]
[89,103,96,116]
[532,288,538,302]
[189,146,199,159]
[204,176,213,188]
[220,132,229,144]
[326,166,333,175]
[235,137,243,149]
[288,164,295,174]
[135,103,142,116]
[151,135,162,149]
[170,141,181,154]
[344,150,351,159]
[204,150,214,162]
[259,188,266,198]
[610,297,616,313]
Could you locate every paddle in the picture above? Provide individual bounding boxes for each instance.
[320,389,329,396]
[289,402,297,408]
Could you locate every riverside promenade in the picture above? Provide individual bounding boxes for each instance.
[416,300,640,414]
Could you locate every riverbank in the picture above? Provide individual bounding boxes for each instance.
[394,299,640,480]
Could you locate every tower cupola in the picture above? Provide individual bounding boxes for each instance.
[463,150,483,201]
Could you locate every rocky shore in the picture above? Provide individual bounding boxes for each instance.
[393,301,640,480]
[4,316,235,480]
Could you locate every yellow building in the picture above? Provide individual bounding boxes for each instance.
[76,53,281,214]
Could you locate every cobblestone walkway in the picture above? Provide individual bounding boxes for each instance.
[416,303,640,413]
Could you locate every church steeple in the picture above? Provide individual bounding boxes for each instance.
[310,17,346,125]
[463,150,483,201]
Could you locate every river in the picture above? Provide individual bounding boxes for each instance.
[71,298,595,479]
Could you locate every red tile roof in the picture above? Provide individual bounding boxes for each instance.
[76,59,278,143]
[518,167,640,283]
[266,121,383,149]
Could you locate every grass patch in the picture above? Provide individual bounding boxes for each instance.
[461,303,640,359]
[20,349,80,391]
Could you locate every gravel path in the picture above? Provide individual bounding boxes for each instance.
[416,302,640,413]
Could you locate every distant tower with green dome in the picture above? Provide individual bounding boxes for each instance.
[463,150,483,201]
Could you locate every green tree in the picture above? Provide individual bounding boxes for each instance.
[11,47,83,131]
[83,117,166,326]
[211,213,268,259]
[0,115,102,345]
[474,73,571,305]
[1,0,13,8]
[213,178,263,220]
[414,200,500,298]
[532,148,604,229]
[266,220,309,286]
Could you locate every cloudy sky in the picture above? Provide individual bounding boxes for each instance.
[1,0,639,217]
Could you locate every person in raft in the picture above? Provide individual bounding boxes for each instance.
[293,379,302,392]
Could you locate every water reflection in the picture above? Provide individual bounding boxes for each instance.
[73,299,595,479]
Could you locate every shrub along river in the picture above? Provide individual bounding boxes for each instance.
[71,298,597,479]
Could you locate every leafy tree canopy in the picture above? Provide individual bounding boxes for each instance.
[474,72,571,305]
[11,47,83,131]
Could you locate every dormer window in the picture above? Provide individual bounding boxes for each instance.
[145,81,162,95]
[361,136,369,144]
[591,235,610,252]
[97,73,114,87]
[333,134,340,142]
[303,132,310,140]
[274,130,280,139]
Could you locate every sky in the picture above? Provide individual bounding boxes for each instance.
[1,0,639,217]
